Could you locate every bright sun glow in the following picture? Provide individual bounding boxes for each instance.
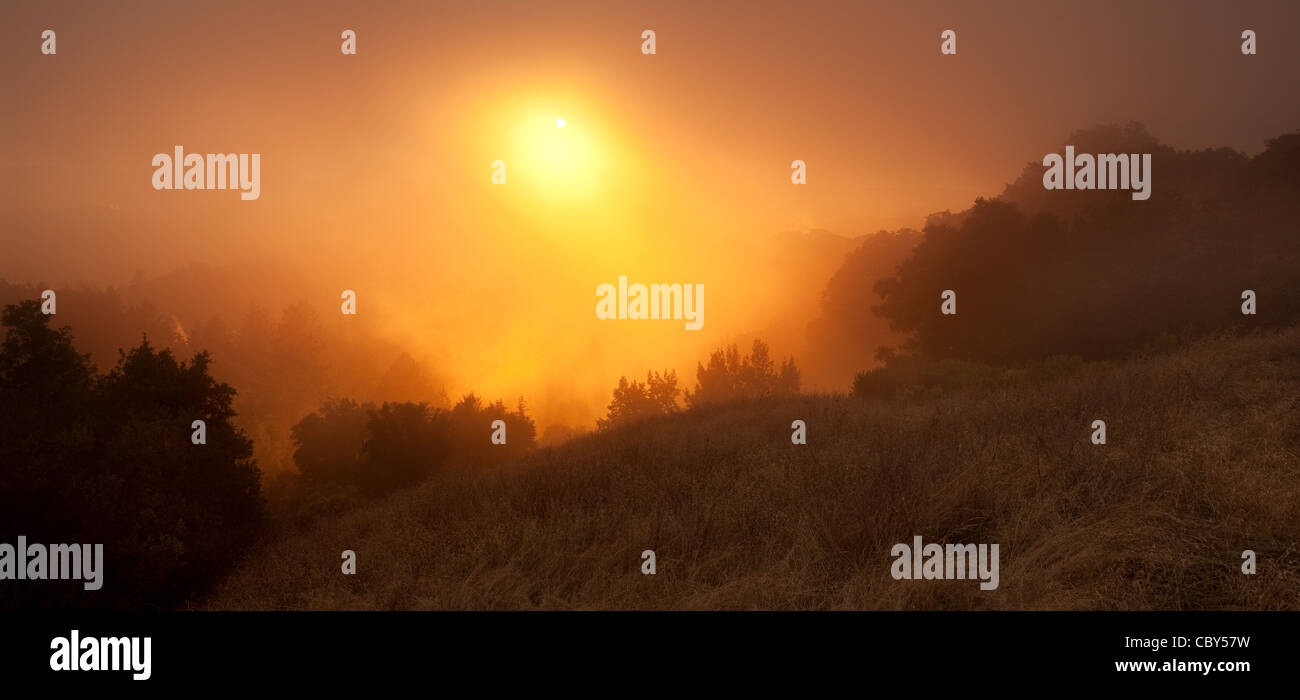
[511,113,605,201]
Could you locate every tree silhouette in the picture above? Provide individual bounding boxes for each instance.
[685,340,800,407]
[805,228,921,374]
[865,126,1300,365]
[291,397,373,488]
[0,301,264,610]
[289,393,539,497]
[597,370,679,430]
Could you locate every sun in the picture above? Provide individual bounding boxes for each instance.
[511,113,604,201]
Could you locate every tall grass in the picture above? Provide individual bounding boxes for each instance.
[202,327,1300,610]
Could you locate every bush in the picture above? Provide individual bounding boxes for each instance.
[290,393,538,498]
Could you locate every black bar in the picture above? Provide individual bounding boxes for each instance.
[0,611,1290,686]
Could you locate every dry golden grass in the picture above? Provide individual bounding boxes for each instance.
[201,327,1300,610]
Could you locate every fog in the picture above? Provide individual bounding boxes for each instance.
[4,0,1298,439]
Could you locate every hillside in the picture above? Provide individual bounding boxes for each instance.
[202,327,1300,610]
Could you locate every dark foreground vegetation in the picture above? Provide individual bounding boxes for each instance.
[203,326,1300,610]
[0,301,262,610]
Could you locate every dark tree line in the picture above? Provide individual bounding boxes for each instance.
[598,340,800,429]
[0,297,544,607]
[816,124,1300,377]
[0,279,450,475]
[0,301,263,610]
[290,393,537,498]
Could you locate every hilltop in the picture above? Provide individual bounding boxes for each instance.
[202,326,1300,610]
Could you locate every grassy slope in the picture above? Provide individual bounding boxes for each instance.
[202,328,1300,610]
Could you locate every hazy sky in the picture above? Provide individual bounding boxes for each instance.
[3,0,1299,426]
